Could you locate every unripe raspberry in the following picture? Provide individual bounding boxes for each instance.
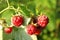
[37,15,49,27]
[4,27,12,34]
[26,24,37,35]
[12,15,23,27]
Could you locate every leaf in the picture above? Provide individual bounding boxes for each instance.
[3,27,37,40]
[14,28,32,40]
[0,0,8,11]
[19,0,30,4]
[3,30,13,40]
[27,2,37,16]
[9,0,20,8]
[23,17,31,26]
[0,9,15,25]
[46,13,56,32]
[20,5,31,17]
[48,0,56,9]
[9,0,33,8]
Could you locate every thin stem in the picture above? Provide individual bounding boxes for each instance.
[0,6,16,14]
[6,0,10,7]
[0,7,9,14]
[9,6,17,11]
[17,7,20,12]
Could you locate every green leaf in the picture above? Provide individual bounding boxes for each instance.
[48,0,56,9]
[9,0,33,8]
[47,21,55,32]
[3,30,13,40]
[0,9,15,25]
[9,0,20,8]
[0,0,8,11]
[27,2,37,16]
[3,28,37,40]
[23,17,31,26]
[14,28,32,40]
[20,5,31,17]
[19,0,30,4]
[42,34,48,40]
[46,14,56,32]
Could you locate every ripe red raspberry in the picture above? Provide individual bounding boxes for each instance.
[26,24,37,35]
[12,15,23,27]
[37,15,49,27]
[4,27,12,34]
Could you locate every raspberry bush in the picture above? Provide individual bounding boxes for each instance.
[0,0,57,40]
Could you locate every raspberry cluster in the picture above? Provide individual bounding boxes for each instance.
[4,14,49,35]
[26,15,49,35]
[4,15,23,34]
[26,24,41,35]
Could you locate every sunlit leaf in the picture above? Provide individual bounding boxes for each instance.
[0,9,15,25]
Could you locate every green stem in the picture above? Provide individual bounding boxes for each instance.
[6,0,10,7]
[0,7,9,14]
[0,6,16,14]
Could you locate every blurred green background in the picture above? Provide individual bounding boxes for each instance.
[0,0,60,40]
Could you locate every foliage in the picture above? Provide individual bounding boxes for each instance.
[0,0,59,40]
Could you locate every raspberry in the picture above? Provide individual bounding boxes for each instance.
[34,29,41,35]
[34,26,41,35]
[4,27,12,34]
[37,15,49,27]
[26,24,37,35]
[12,15,23,27]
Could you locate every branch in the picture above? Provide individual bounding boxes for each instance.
[0,7,9,14]
[6,0,10,7]
[0,6,16,14]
